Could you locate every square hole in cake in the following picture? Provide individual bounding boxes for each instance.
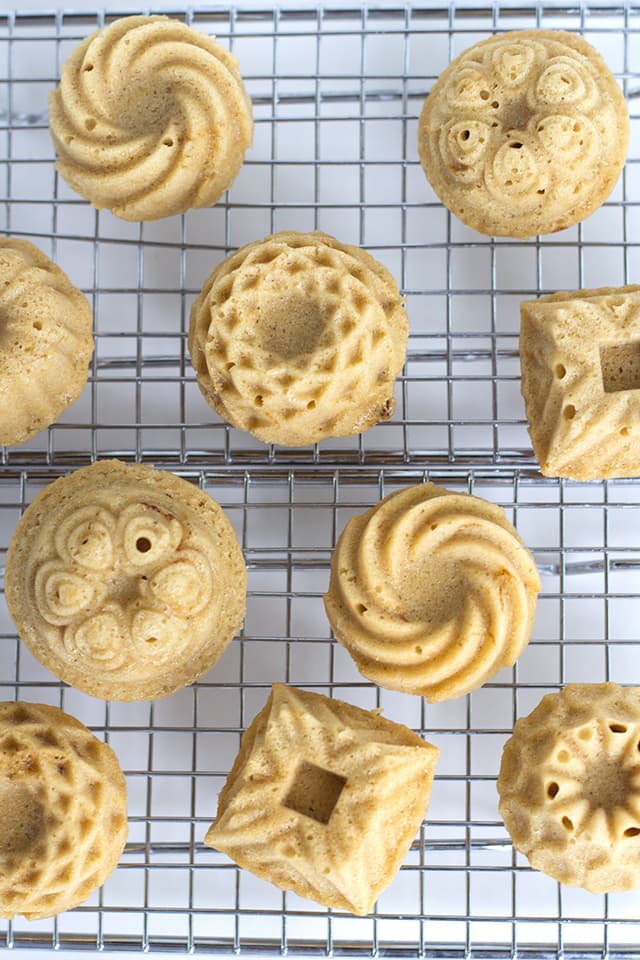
[599,341,640,394]
[283,760,347,824]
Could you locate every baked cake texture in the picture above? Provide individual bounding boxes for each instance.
[188,231,409,446]
[205,684,439,915]
[498,683,640,893]
[49,15,253,221]
[0,701,127,920]
[418,30,629,238]
[0,238,93,447]
[324,483,540,702]
[4,460,246,701]
[520,284,640,480]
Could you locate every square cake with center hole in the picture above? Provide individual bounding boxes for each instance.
[520,285,640,480]
[204,683,439,915]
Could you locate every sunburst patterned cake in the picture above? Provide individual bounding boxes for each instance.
[498,683,640,893]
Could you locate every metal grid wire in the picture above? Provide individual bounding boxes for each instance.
[1,2,640,956]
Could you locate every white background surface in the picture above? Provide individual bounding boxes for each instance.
[1,1,639,957]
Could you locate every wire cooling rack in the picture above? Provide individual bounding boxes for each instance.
[2,2,640,956]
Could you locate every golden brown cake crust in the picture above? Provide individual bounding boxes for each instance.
[324,483,540,702]
[498,683,640,893]
[418,30,629,238]
[188,230,409,447]
[0,700,127,920]
[205,684,439,915]
[0,238,93,447]
[520,284,640,480]
[4,460,246,701]
[49,15,253,221]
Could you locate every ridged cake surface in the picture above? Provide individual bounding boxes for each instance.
[521,285,640,480]
[324,483,541,702]
[0,701,127,920]
[188,231,409,446]
[5,460,246,701]
[205,684,439,915]
[498,683,640,893]
[0,238,93,447]
[418,30,628,238]
[49,15,253,221]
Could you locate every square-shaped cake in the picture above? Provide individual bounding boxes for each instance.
[204,684,439,915]
[520,285,640,479]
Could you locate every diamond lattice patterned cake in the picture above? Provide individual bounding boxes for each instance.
[205,684,439,915]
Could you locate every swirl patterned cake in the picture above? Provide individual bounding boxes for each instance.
[0,238,93,447]
[324,483,540,702]
[0,701,127,920]
[521,284,640,480]
[498,683,640,893]
[189,231,409,446]
[205,684,439,915]
[48,15,253,221]
[4,460,246,701]
[418,30,629,238]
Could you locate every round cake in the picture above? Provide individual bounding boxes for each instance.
[324,483,541,702]
[498,683,640,893]
[4,460,247,701]
[0,700,127,920]
[0,238,93,447]
[418,30,629,238]
[188,231,409,447]
[48,15,253,221]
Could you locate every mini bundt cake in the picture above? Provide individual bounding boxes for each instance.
[205,684,439,915]
[418,30,628,237]
[520,284,640,479]
[5,460,247,701]
[0,700,127,920]
[0,238,93,447]
[49,15,253,221]
[188,231,409,446]
[324,483,540,702]
[498,683,640,893]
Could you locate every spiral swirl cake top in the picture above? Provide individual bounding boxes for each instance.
[49,15,253,221]
[0,238,93,447]
[324,483,540,702]
[0,701,127,920]
[418,30,628,238]
[5,460,247,701]
[498,683,640,893]
[188,231,409,447]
